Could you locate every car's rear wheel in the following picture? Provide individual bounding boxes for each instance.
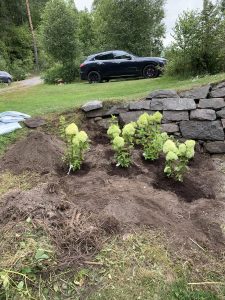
[143,64,159,79]
[7,78,12,84]
[88,71,102,84]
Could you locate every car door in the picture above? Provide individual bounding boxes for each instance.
[113,51,139,76]
[94,53,117,77]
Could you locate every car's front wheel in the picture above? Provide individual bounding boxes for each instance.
[143,64,159,79]
[88,71,102,84]
[7,78,12,85]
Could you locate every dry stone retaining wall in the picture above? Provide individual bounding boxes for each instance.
[81,81,225,154]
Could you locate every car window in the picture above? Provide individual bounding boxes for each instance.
[94,53,114,60]
[114,54,132,60]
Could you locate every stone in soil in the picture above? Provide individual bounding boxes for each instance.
[146,89,179,99]
[163,111,189,121]
[151,98,196,111]
[179,85,211,99]
[180,120,224,141]
[190,109,216,121]
[198,98,225,110]
[24,118,46,128]
[81,100,103,112]
[205,142,225,154]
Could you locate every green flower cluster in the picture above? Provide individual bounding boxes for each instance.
[107,120,136,168]
[107,124,121,139]
[163,139,196,181]
[136,111,166,161]
[137,111,162,128]
[64,123,89,173]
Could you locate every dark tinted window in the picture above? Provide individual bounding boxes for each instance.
[113,51,132,60]
[95,53,114,60]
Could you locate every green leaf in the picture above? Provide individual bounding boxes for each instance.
[35,249,49,261]
[17,281,24,290]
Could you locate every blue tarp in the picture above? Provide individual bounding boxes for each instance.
[0,111,31,135]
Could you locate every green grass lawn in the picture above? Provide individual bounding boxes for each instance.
[1,73,225,116]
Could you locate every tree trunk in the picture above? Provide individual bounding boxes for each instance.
[25,0,39,71]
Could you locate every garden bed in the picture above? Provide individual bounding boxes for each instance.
[1,115,225,269]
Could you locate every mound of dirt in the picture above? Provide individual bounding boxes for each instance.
[0,131,65,174]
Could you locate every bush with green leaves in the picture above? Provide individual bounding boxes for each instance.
[163,139,196,182]
[43,62,79,84]
[107,120,136,168]
[136,112,168,160]
[64,123,89,173]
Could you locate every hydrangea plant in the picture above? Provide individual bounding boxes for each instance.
[64,123,89,173]
[163,139,196,181]
[107,119,136,167]
[136,112,168,160]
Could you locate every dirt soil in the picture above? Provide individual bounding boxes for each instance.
[1,121,225,263]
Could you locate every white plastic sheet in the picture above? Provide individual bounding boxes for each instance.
[0,122,22,135]
[0,111,31,135]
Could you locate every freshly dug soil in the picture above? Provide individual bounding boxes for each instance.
[0,131,65,174]
[1,122,225,261]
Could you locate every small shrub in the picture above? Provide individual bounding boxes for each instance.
[43,62,79,84]
[63,123,89,173]
[9,59,28,81]
[163,139,196,182]
[136,112,168,160]
[107,120,136,168]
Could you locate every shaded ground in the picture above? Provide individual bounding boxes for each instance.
[1,120,225,262]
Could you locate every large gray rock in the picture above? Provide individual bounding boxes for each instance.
[163,111,189,121]
[151,98,196,111]
[216,108,225,118]
[119,111,153,124]
[82,100,103,112]
[198,98,225,110]
[180,120,224,141]
[212,81,225,90]
[179,85,211,99]
[221,119,225,128]
[205,142,225,154]
[146,89,179,99]
[86,109,104,118]
[161,123,179,133]
[96,118,112,129]
[129,100,151,110]
[210,87,225,98]
[190,109,216,121]
[103,105,128,117]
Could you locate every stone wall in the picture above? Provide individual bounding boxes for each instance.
[81,81,225,154]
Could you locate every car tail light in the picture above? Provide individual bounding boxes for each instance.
[80,63,85,68]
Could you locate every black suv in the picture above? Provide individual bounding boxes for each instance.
[80,50,166,83]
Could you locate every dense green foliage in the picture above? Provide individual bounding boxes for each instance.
[93,0,165,56]
[166,0,225,77]
[0,0,48,80]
